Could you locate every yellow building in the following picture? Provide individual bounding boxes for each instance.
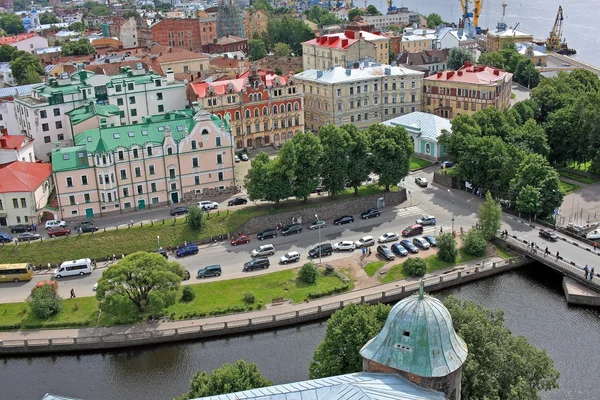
[242,9,268,39]
[485,27,534,52]
[156,50,210,76]
[423,62,513,119]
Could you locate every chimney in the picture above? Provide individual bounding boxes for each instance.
[494,69,500,76]
[166,68,174,83]
[0,137,6,148]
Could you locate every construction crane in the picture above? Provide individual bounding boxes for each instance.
[458,0,483,34]
[388,0,397,14]
[547,6,576,55]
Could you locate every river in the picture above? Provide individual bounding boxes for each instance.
[1,262,599,400]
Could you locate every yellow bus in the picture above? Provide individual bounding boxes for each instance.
[0,263,34,283]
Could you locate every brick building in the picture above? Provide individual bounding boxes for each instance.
[145,18,216,51]
[204,35,248,55]
[242,9,268,39]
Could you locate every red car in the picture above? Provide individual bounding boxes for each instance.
[47,226,71,237]
[231,234,250,246]
[402,224,423,237]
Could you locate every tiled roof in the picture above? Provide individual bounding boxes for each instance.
[215,35,246,45]
[190,70,291,98]
[398,49,450,66]
[0,134,33,150]
[209,56,250,69]
[67,102,120,125]
[302,30,386,49]
[382,111,452,141]
[425,62,512,85]
[157,50,209,63]
[51,146,90,173]
[0,33,37,45]
[0,161,52,194]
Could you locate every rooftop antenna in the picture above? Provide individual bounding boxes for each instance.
[501,0,507,21]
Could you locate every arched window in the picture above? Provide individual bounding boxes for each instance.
[294,102,299,110]
[280,104,285,113]
[273,105,278,114]
[274,133,279,141]
[235,111,240,120]
[258,93,262,101]
[287,103,292,112]
[245,109,250,118]
[225,112,231,120]
[262,107,268,115]
[254,108,259,117]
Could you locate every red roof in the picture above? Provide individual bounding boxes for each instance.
[0,134,32,150]
[302,30,384,49]
[0,33,37,45]
[425,62,512,85]
[0,161,51,194]
[190,70,291,98]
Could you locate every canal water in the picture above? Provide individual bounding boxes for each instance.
[1,262,599,400]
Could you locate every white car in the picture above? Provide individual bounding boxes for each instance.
[45,220,66,229]
[280,251,300,264]
[333,241,356,251]
[378,232,399,243]
[234,155,241,163]
[354,236,375,248]
[587,229,600,240]
[413,237,431,250]
[251,244,275,257]
[197,201,219,210]
[416,215,436,225]
[241,153,249,161]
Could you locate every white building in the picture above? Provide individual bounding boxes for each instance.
[0,33,48,54]
[14,66,187,161]
[434,27,476,51]
[0,84,39,136]
[0,131,35,164]
[362,11,419,29]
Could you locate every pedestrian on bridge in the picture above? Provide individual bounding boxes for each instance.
[590,267,595,281]
[545,247,549,256]
[594,242,598,252]
[584,265,589,279]
[556,251,560,260]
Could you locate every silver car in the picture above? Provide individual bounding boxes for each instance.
[308,220,326,230]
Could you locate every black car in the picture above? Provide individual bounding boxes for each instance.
[308,243,333,258]
[539,229,558,241]
[18,232,41,242]
[377,245,395,261]
[361,208,381,219]
[281,224,302,236]
[197,265,222,278]
[74,220,95,230]
[257,228,277,240]
[228,197,248,206]
[170,206,189,216]
[10,224,32,233]
[80,224,99,233]
[333,215,354,225]
[400,239,419,253]
[424,235,437,247]
[243,257,270,271]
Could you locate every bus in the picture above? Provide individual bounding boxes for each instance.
[0,263,34,283]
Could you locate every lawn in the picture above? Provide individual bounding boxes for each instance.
[558,180,581,194]
[493,244,515,260]
[364,261,386,277]
[410,156,433,171]
[0,297,98,330]
[558,170,596,184]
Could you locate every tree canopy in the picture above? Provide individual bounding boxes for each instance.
[425,13,445,28]
[305,6,342,28]
[263,16,315,56]
[248,39,267,61]
[479,46,541,89]
[447,47,473,70]
[10,54,43,85]
[348,8,364,21]
[366,5,381,15]
[61,38,96,56]
[478,191,502,241]
[0,44,16,62]
[273,42,291,57]
[0,14,25,34]
[368,124,413,191]
[40,13,60,25]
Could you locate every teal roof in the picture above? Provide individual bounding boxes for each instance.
[51,146,90,173]
[360,288,468,378]
[67,102,120,125]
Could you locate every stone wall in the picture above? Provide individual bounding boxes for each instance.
[432,171,459,189]
[238,190,407,235]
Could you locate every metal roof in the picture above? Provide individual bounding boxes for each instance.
[67,102,120,125]
[51,146,90,173]
[0,83,39,98]
[295,62,423,84]
[360,291,468,378]
[191,372,446,400]
[382,112,452,142]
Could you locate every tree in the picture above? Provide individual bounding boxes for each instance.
[0,44,16,62]
[389,49,395,64]
[91,5,110,16]
[289,132,322,202]
[366,5,381,15]
[299,262,318,284]
[0,14,24,34]
[187,205,203,229]
[178,360,272,400]
[348,8,364,21]
[319,125,350,198]
[264,16,315,55]
[61,38,96,56]
[69,22,85,32]
[22,65,41,84]
[425,13,444,28]
[478,192,502,241]
[273,42,291,57]
[512,119,549,157]
[305,6,342,28]
[40,13,61,25]
[28,283,62,319]
[122,10,140,18]
[437,233,458,263]
[95,252,185,322]
[447,47,473,70]
[402,257,427,277]
[368,124,413,191]
[309,303,391,378]
[245,152,293,204]
[155,1,172,12]
[248,39,267,61]
[245,152,271,202]
[10,54,44,85]
[252,0,273,12]
[344,125,370,196]
[514,57,541,89]
[462,228,487,256]
[515,185,541,219]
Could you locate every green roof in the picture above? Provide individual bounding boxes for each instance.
[51,146,90,173]
[67,102,120,125]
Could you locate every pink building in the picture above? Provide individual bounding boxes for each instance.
[51,109,236,220]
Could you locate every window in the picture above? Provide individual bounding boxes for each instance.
[192,157,199,168]
[12,198,18,208]
[131,109,137,117]
[137,185,143,195]
[135,167,141,177]
[158,104,164,112]
[53,108,60,116]
[124,202,131,209]
[0,199,2,210]
[115,84,122,92]
[120,169,127,179]
[118,151,124,161]
[81,176,88,185]
[147,146,153,156]
[99,175,104,184]
[16,216,21,223]
[128,96,136,105]
[218,172,224,181]
[20,198,26,208]
[84,193,90,203]
[66,177,73,187]
[123,188,129,197]
[194,176,200,185]
[117,98,124,106]
[44,136,51,143]
[157,93,163,100]
[167,147,173,155]
[169,168,176,179]
[191,140,197,150]
[69,196,76,205]
[127,83,134,90]
[151,197,159,204]
[42,123,49,132]
[40,110,47,118]
[216,154,223,164]
[132,148,139,158]
[151,183,157,192]
[148,165,155,175]
[107,193,112,202]
[57,134,64,141]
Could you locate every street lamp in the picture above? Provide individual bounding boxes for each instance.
[447,189,455,233]
[315,213,322,266]
[157,235,160,249]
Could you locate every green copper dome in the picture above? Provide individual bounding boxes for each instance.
[360,288,468,378]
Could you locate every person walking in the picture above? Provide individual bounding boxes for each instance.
[130,219,134,227]
[545,247,549,256]
[556,251,560,259]
[590,267,595,281]
[33,223,37,232]
[594,242,598,252]
[368,247,372,256]
[70,288,76,299]
[584,265,589,279]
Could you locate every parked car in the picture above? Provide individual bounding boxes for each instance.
[377,245,395,261]
[170,206,189,216]
[402,224,423,237]
[80,224,99,233]
[153,249,168,259]
[361,208,381,219]
[0,233,13,243]
[257,228,277,240]
[415,177,428,187]
[355,236,375,248]
[197,265,222,278]
[182,270,191,281]
[176,243,199,257]
[378,232,399,243]
[47,227,71,237]
[251,244,275,257]
[240,153,249,161]
[74,220,94,231]
[228,197,248,206]
[18,232,41,242]
[198,201,218,210]
[416,215,436,225]
[400,239,419,253]
[281,224,302,236]
[333,241,356,251]
[539,229,558,241]
[231,234,251,246]
[413,237,431,250]
[333,215,354,225]
[391,243,409,256]
[234,155,241,163]
[424,235,437,247]
[440,161,454,169]
[308,220,326,230]
[10,224,32,233]
[308,243,333,258]
[280,251,300,264]
[243,257,269,271]
[586,229,600,240]
[45,220,66,229]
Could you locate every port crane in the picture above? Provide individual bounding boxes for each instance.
[458,0,483,34]
[388,0,397,14]
[546,6,576,55]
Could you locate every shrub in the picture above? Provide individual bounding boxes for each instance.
[27,284,63,319]
[463,228,488,256]
[402,258,427,277]
[299,262,318,284]
[181,286,196,302]
[308,284,350,299]
[437,233,458,263]
[187,205,203,229]
[243,291,256,304]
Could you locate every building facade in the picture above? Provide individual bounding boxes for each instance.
[204,35,248,55]
[295,61,424,132]
[398,49,450,75]
[362,8,419,29]
[156,50,210,76]
[188,67,304,149]
[14,67,187,161]
[52,109,236,220]
[216,0,244,38]
[107,17,138,49]
[148,18,215,51]
[0,33,48,54]
[423,62,513,119]
[242,9,268,39]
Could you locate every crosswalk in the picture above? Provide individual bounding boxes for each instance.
[394,206,448,235]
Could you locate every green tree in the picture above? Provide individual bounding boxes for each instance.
[478,192,502,241]
[402,257,427,277]
[10,54,44,85]
[264,16,315,55]
[40,13,61,25]
[273,42,291,57]
[61,38,96,56]
[447,47,473,70]
[122,10,140,18]
[425,13,444,28]
[368,124,413,191]
[462,228,487,256]
[348,8,364,21]
[478,51,507,69]
[344,124,370,196]
[515,185,541,219]
[91,5,110,16]
[95,252,185,322]
[389,49,395,64]
[245,152,271,202]
[309,303,391,378]
[514,57,541,89]
[512,119,549,157]
[248,39,267,61]
[0,14,25,34]
[298,262,318,284]
[290,132,322,202]
[319,125,350,198]
[0,44,16,62]
[22,65,41,84]
[305,6,342,28]
[28,283,62,319]
[187,205,203,229]
[155,1,172,11]
[437,232,458,263]
[245,151,293,204]
[68,22,85,32]
[178,360,272,399]
[252,0,273,13]
[366,5,381,15]
[181,286,195,302]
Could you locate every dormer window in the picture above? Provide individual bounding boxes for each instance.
[128,131,135,137]
[177,125,184,132]
[113,133,120,139]
[141,130,148,136]
[63,154,70,160]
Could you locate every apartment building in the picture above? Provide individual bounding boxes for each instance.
[400,28,436,53]
[242,9,268,38]
[142,18,217,51]
[0,33,48,54]
[302,31,390,71]
[107,17,138,49]
[398,49,450,75]
[14,66,187,161]
[423,62,513,119]
[52,109,235,220]
[361,9,420,29]
[188,66,304,149]
[294,61,424,132]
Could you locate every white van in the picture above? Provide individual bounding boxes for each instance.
[54,258,93,278]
